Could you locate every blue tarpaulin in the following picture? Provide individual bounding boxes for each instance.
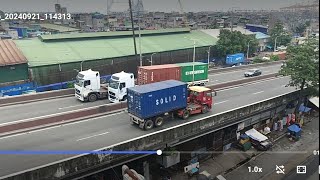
[299,103,312,113]
[0,82,35,96]
[288,124,301,133]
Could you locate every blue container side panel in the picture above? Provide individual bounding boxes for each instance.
[127,80,188,119]
[226,53,245,65]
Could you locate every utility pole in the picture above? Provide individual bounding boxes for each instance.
[247,40,253,59]
[192,40,196,83]
[128,0,138,59]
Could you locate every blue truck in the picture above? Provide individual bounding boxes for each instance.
[226,53,245,66]
[127,80,215,130]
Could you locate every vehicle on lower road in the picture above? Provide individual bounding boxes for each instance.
[244,69,262,77]
[127,80,217,130]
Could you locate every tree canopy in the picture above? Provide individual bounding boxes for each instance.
[279,38,319,97]
[216,29,258,57]
[269,23,292,47]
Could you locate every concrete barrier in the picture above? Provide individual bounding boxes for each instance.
[0,73,278,136]
[209,60,284,74]
[0,90,300,180]
[0,61,284,107]
[0,89,74,107]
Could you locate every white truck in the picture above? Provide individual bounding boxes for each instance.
[75,69,135,103]
[108,71,135,103]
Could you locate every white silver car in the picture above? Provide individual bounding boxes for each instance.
[244,69,262,77]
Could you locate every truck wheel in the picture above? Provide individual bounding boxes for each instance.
[154,117,164,127]
[202,105,209,114]
[144,120,154,130]
[182,110,190,120]
[88,93,98,102]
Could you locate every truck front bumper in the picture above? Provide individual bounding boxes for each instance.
[129,115,145,129]
[75,93,86,102]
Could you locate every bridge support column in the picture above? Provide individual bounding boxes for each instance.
[143,161,150,180]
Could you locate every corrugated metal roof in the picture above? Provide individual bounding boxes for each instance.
[39,28,191,41]
[201,27,255,38]
[255,32,270,40]
[14,30,217,67]
[39,23,80,33]
[0,39,27,66]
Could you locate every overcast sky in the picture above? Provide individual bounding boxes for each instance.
[0,0,306,13]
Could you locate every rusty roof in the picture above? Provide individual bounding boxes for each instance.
[0,39,27,66]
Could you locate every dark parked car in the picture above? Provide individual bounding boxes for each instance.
[244,69,262,77]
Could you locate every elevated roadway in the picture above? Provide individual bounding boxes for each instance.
[0,64,281,125]
[0,76,297,179]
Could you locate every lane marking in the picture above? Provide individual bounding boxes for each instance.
[208,65,281,77]
[253,91,265,95]
[0,102,123,127]
[208,72,280,86]
[215,100,229,105]
[0,112,123,141]
[58,104,84,110]
[76,132,109,142]
[217,76,289,92]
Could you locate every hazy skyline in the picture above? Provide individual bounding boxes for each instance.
[0,0,307,13]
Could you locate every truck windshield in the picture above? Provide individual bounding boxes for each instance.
[76,76,84,87]
[109,79,119,89]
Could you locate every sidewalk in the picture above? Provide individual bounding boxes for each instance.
[170,130,287,180]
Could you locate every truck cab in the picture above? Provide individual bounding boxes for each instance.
[178,86,217,119]
[188,86,216,110]
[108,71,135,103]
[75,69,108,102]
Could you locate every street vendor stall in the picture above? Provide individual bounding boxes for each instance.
[287,124,302,141]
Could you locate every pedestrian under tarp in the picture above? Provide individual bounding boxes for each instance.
[245,128,268,142]
[299,103,312,113]
[309,97,319,109]
[287,124,301,133]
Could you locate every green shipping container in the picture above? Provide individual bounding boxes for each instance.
[176,62,208,83]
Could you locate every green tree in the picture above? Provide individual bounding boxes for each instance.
[216,29,258,57]
[279,39,319,115]
[269,23,292,48]
[295,21,311,36]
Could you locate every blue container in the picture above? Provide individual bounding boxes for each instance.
[226,53,245,65]
[127,80,188,120]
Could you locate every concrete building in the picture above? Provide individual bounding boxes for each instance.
[255,32,271,52]
[7,29,19,39]
[245,24,269,34]
[55,4,61,14]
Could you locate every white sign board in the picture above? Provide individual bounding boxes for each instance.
[184,162,200,173]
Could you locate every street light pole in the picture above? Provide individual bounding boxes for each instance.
[192,39,196,84]
[150,53,157,66]
[247,40,253,59]
[274,36,280,52]
[80,60,85,72]
[207,46,212,69]
[139,24,142,66]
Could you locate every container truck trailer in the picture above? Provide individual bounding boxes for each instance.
[138,62,209,86]
[127,80,216,130]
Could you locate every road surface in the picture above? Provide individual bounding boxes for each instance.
[0,64,281,125]
[0,76,294,178]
